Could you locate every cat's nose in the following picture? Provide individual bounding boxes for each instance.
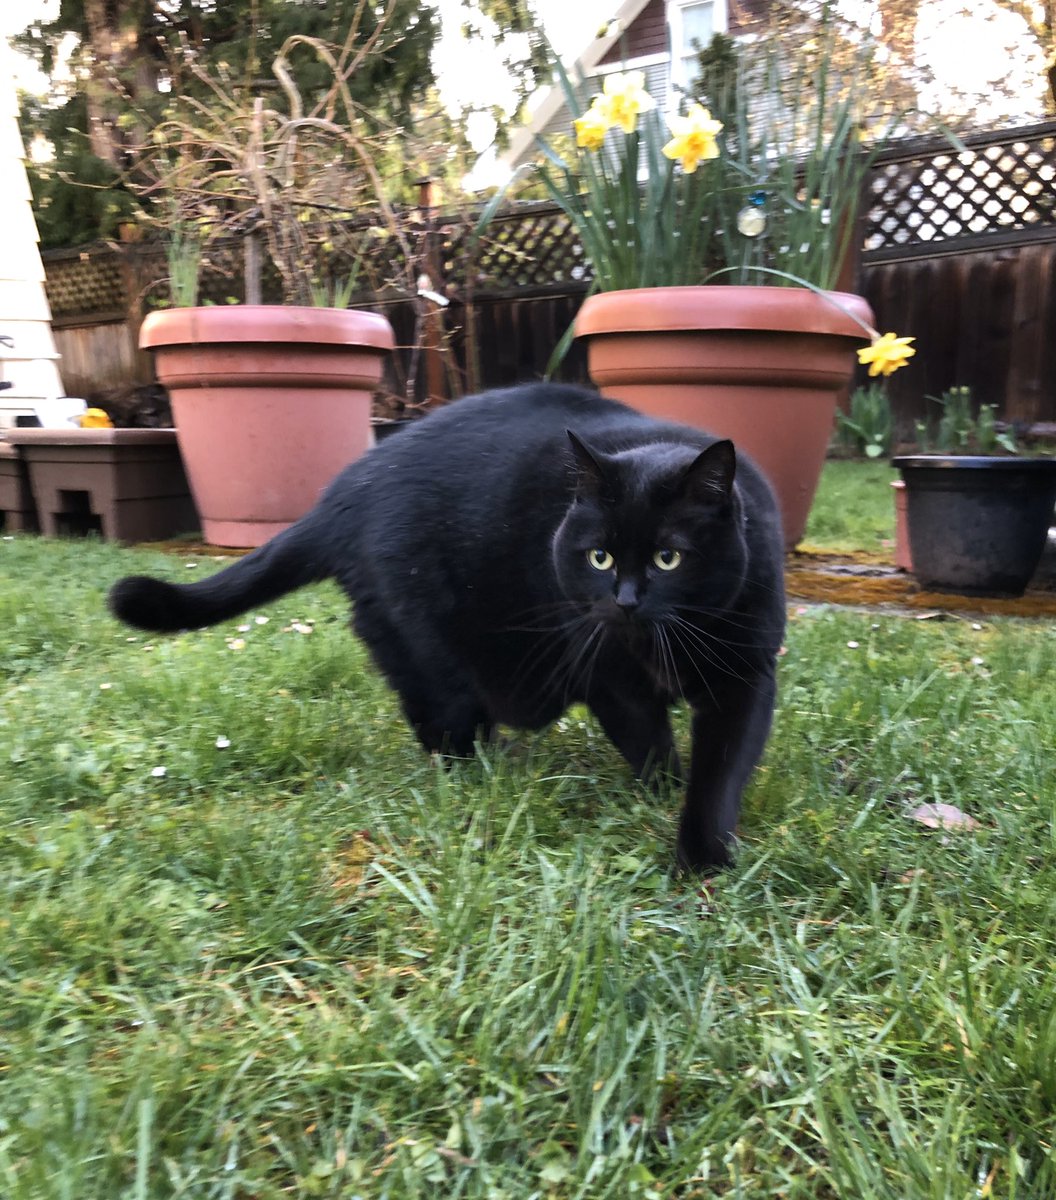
[613,579,642,613]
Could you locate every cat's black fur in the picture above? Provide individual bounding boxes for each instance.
[109,383,785,871]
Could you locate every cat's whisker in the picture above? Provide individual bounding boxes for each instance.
[663,619,719,708]
[668,615,757,682]
[507,611,593,702]
[573,621,608,704]
[668,616,775,695]
[505,599,592,650]
[653,622,686,704]
[671,616,759,686]
[649,625,665,689]
[675,604,786,638]
[675,630,781,653]
[503,599,586,635]
[653,624,670,693]
[509,610,606,710]
[671,619,785,653]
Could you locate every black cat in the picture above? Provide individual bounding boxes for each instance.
[109,384,785,871]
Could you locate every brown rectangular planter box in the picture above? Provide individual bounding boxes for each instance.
[4,428,199,543]
[0,441,40,533]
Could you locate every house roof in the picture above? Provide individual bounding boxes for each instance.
[499,0,778,174]
[501,0,655,172]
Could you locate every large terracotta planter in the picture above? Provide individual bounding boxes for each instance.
[574,286,874,549]
[140,306,394,547]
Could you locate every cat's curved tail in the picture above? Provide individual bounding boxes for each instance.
[109,513,333,633]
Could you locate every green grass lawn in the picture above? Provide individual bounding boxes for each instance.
[804,459,898,555]
[1,532,1054,1198]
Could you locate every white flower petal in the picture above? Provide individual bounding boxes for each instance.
[907,803,980,831]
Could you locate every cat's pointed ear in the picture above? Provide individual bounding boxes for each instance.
[566,430,607,496]
[680,439,736,502]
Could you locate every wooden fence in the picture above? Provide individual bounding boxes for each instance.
[859,120,1056,436]
[42,119,1056,431]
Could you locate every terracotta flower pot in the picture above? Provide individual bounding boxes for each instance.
[891,479,913,571]
[140,306,394,547]
[574,286,874,549]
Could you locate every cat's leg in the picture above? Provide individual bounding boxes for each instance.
[403,692,492,759]
[586,687,682,786]
[353,603,490,758]
[678,668,777,872]
[385,649,491,758]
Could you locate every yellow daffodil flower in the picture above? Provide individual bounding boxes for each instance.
[662,104,723,173]
[600,70,655,134]
[78,408,114,428]
[574,100,611,151]
[858,332,917,377]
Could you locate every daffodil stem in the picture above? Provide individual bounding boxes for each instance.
[702,264,880,340]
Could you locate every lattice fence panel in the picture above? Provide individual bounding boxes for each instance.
[864,122,1056,252]
[448,204,590,292]
[42,120,1056,320]
[44,246,132,319]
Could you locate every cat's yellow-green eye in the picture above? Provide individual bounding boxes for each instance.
[587,548,615,571]
[653,549,682,571]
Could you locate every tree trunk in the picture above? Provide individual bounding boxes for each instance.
[81,0,121,167]
[80,0,159,169]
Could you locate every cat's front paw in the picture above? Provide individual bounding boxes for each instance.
[675,829,735,874]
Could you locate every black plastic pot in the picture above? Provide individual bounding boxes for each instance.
[893,455,1056,596]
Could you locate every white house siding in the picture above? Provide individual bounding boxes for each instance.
[0,33,65,428]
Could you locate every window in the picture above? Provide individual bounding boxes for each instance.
[669,0,727,95]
